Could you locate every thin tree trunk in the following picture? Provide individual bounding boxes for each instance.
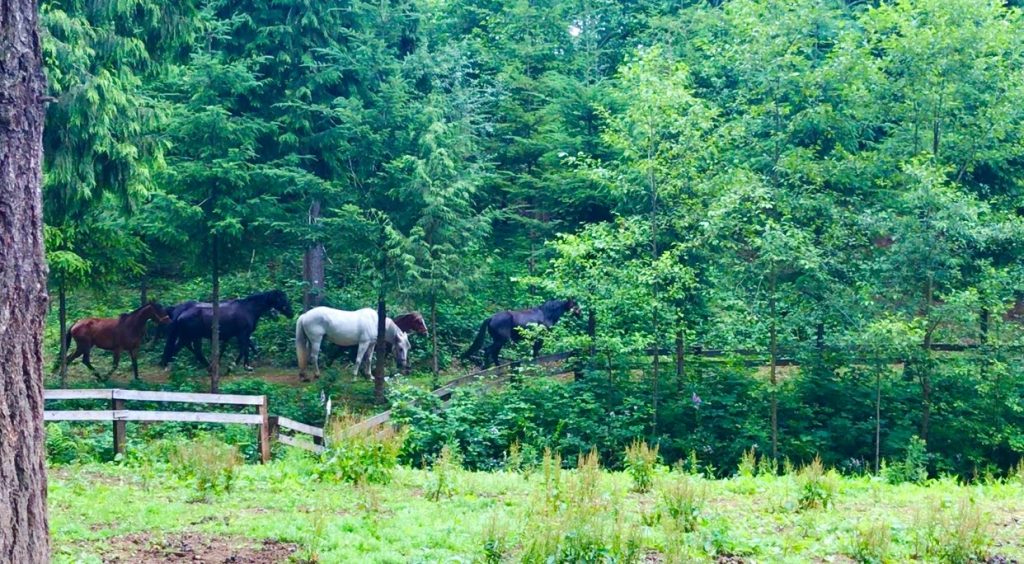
[770,270,779,459]
[430,292,438,380]
[920,277,934,443]
[373,293,387,404]
[0,0,51,555]
[303,198,325,311]
[140,276,148,306]
[210,233,221,393]
[587,307,596,374]
[648,126,659,434]
[675,313,685,390]
[58,281,68,386]
[875,370,882,474]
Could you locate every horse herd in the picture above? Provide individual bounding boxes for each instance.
[60,289,581,382]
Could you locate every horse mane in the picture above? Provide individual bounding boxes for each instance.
[120,302,154,319]
[240,289,283,302]
[539,299,569,314]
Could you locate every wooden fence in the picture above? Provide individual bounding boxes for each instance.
[43,389,325,462]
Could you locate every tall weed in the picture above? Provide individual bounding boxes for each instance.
[624,439,660,493]
[168,435,241,500]
[318,413,406,485]
[796,456,838,511]
[521,449,642,563]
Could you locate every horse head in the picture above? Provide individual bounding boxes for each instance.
[566,298,581,318]
[268,290,294,318]
[394,329,411,373]
[395,312,428,335]
[147,301,172,324]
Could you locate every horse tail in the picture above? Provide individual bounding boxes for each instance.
[295,315,310,373]
[462,319,490,359]
[64,327,74,351]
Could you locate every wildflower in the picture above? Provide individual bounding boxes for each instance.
[691,392,702,407]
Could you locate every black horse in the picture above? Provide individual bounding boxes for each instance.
[159,300,259,362]
[462,298,580,368]
[160,290,293,370]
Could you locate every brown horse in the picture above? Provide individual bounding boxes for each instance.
[64,301,170,380]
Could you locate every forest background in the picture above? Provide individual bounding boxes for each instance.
[39,0,1024,477]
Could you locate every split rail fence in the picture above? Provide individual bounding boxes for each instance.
[43,389,325,462]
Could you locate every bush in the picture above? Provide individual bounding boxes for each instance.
[317,414,405,485]
[168,435,242,500]
[480,511,511,564]
[658,475,705,533]
[884,435,930,485]
[912,498,992,562]
[796,456,837,511]
[426,443,462,501]
[849,520,892,563]
[624,439,660,493]
[521,449,642,563]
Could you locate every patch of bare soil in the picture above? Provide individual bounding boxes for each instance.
[99,532,297,563]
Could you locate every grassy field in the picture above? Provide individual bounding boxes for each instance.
[50,451,1024,563]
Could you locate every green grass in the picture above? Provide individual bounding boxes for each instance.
[50,456,1024,563]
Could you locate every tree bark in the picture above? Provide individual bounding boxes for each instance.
[0,0,51,556]
[210,233,220,393]
[302,198,325,311]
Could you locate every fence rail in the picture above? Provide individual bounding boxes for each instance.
[43,389,328,461]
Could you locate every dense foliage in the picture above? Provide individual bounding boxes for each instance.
[41,0,1024,476]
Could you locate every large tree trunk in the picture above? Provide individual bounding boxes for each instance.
[0,0,51,557]
[302,198,325,311]
[210,233,220,393]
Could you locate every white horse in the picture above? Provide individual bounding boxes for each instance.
[295,307,410,381]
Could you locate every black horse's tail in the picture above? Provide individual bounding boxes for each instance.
[64,327,73,351]
[462,319,490,360]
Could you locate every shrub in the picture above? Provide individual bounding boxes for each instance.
[1011,458,1024,486]
[624,439,660,493]
[168,435,242,500]
[426,443,462,501]
[849,520,892,563]
[521,449,641,563]
[317,414,405,485]
[480,511,511,564]
[658,476,706,533]
[884,435,929,485]
[912,498,992,562]
[796,456,837,511]
[737,447,757,478]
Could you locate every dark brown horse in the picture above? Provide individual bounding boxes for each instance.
[324,311,428,367]
[64,301,170,380]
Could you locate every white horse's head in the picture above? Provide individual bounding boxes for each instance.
[394,329,411,372]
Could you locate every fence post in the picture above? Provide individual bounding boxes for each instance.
[112,394,126,457]
[259,396,270,463]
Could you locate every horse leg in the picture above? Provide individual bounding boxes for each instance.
[483,341,501,369]
[81,347,97,374]
[108,350,121,378]
[308,334,323,380]
[532,338,544,359]
[239,334,254,371]
[130,349,140,380]
[354,341,371,379]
